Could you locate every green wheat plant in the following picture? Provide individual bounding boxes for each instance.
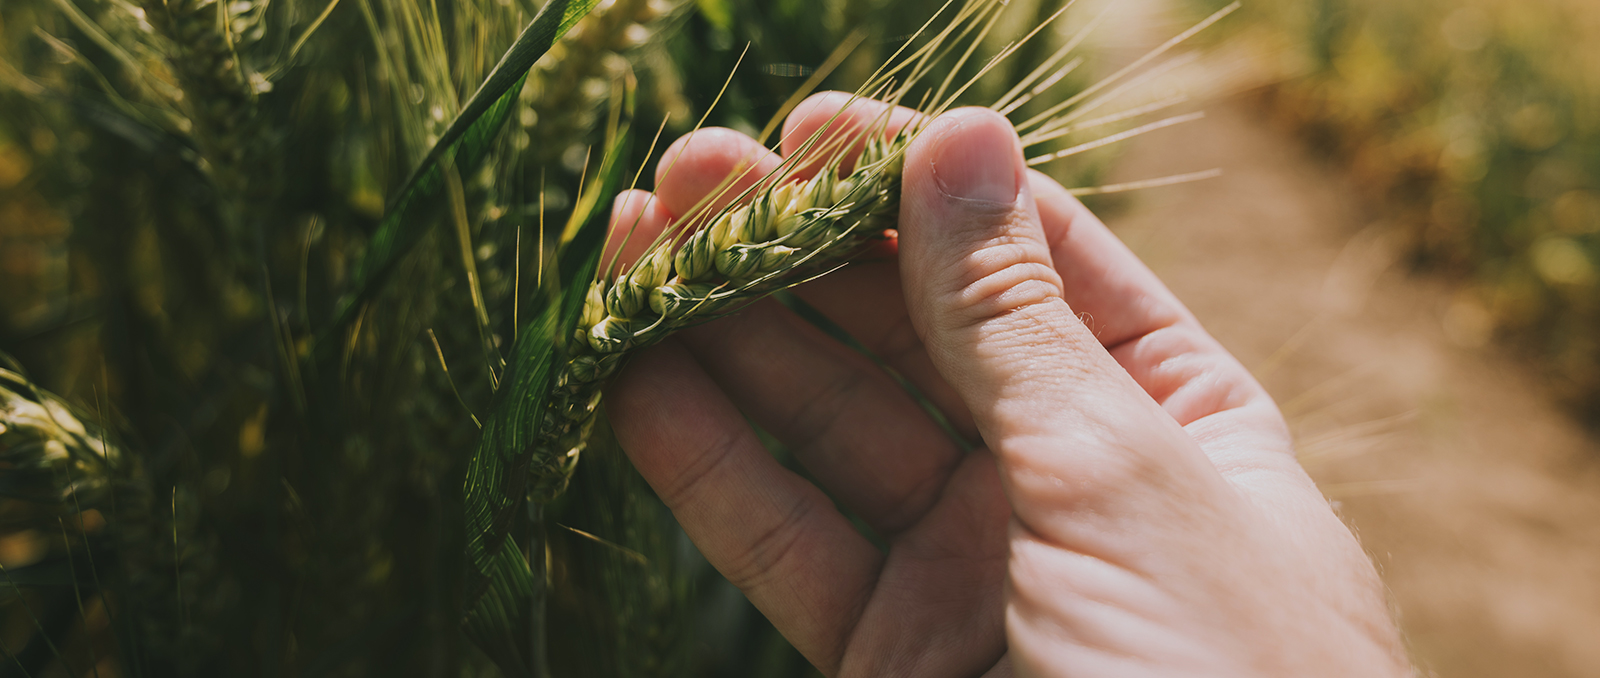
[0,0,1236,673]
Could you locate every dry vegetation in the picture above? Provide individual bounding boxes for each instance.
[1223,0,1600,420]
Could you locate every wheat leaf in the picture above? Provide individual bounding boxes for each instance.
[330,0,603,332]
[460,78,634,678]
[459,302,557,677]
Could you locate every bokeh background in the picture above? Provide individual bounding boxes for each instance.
[1102,1,1600,676]
[1,0,1597,674]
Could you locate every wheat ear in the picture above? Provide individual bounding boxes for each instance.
[521,0,673,168]
[526,119,913,500]
[138,0,255,183]
[524,0,1239,502]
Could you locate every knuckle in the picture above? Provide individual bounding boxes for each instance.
[1002,432,1174,514]
[943,235,1064,329]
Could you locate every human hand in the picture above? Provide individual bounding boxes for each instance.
[604,93,1412,677]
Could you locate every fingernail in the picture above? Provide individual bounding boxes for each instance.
[931,115,1020,205]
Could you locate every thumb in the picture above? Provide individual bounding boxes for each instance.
[896,108,1227,547]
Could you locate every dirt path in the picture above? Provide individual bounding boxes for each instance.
[1101,100,1600,678]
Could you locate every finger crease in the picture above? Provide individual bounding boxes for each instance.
[785,368,868,454]
[875,313,928,370]
[657,425,745,512]
[725,491,817,591]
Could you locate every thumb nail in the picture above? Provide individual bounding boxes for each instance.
[930,116,1021,205]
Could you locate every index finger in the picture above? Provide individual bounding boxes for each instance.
[1030,172,1276,429]
[780,91,924,177]
[1030,171,1191,350]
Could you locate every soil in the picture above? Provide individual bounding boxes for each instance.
[1103,100,1600,678]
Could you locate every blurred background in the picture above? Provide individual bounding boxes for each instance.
[1102,1,1600,677]
[0,0,1597,674]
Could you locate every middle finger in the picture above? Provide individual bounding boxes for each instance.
[677,298,965,537]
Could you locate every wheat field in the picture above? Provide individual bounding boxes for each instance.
[0,0,1244,673]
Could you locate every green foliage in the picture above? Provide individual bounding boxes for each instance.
[338,0,602,328]
[1,0,650,670]
[0,0,1170,673]
[1227,0,1600,419]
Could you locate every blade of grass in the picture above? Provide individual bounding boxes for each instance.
[0,562,74,675]
[54,518,101,678]
[330,0,604,333]
[269,0,348,78]
[443,159,503,383]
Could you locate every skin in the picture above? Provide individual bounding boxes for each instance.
[602,92,1415,678]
